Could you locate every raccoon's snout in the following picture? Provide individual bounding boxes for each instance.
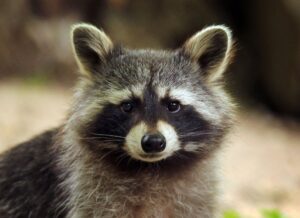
[141,133,166,153]
[125,121,180,162]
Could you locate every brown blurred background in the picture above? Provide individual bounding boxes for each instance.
[0,0,299,217]
[1,0,300,117]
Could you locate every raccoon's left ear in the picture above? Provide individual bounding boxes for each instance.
[71,23,114,77]
[182,25,234,83]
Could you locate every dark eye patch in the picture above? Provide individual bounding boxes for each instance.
[160,96,213,142]
[80,99,141,150]
[163,104,212,143]
[77,87,225,174]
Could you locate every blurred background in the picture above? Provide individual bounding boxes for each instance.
[0,0,299,217]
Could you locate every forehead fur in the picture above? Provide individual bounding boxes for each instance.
[92,49,204,91]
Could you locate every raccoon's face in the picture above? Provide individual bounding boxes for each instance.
[69,24,234,164]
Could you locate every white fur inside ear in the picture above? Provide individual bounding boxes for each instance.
[183,25,233,83]
[71,23,113,76]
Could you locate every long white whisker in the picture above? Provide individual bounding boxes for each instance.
[83,137,124,141]
[90,133,126,139]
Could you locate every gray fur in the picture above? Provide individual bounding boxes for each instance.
[0,24,235,218]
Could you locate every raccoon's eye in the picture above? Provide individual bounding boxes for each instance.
[167,101,181,113]
[121,102,134,113]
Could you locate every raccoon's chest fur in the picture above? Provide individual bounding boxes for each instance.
[68,172,217,218]
[62,144,218,218]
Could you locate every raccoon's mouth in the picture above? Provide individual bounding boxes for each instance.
[131,152,169,162]
[123,145,168,162]
[140,153,161,158]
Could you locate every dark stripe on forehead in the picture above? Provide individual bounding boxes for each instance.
[142,85,159,127]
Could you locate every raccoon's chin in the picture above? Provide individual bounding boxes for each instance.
[125,150,171,163]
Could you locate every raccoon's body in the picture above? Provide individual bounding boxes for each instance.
[0,24,235,218]
[0,129,67,218]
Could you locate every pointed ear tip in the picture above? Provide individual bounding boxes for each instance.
[187,25,233,47]
[203,25,233,38]
[70,23,105,37]
[71,23,92,32]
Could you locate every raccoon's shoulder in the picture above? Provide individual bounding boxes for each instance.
[0,128,59,170]
[0,128,68,218]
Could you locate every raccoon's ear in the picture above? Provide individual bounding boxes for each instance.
[182,25,233,83]
[71,23,113,76]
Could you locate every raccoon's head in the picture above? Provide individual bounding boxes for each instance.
[68,23,234,166]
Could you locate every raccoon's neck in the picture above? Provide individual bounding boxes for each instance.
[59,130,220,218]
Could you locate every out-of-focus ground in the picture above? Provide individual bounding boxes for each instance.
[0,81,299,218]
[0,81,71,152]
[221,112,300,217]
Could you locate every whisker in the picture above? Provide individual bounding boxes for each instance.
[90,133,126,139]
[178,132,216,139]
[89,137,124,141]
[79,137,124,142]
[97,149,118,162]
[105,118,127,134]
[115,153,130,166]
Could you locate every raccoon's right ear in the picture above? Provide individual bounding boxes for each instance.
[71,23,113,77]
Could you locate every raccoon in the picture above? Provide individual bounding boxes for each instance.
[0,23,235,218]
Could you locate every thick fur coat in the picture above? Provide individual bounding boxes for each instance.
[0,24,235,218]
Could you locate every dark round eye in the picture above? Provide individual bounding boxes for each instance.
[121,102,134,113]
[167,101,181,113]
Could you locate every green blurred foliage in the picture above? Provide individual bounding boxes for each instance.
[261,209,288,218]
[223,209,289,218]
[23,72,51,87]
[223,210,242,218]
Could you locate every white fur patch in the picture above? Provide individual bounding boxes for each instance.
[168,88,222,123]
[157,120,181,156]
[77,86,144,124]
[156,86,168,99]
[130,84,145,100]
[103,89,133,105]
[124,121,180,162]
[124,122,148,161]
[101,85,145,105]
[184,142,206,152]
[169,88,197,105]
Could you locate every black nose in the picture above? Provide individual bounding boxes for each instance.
[141,133,166,153]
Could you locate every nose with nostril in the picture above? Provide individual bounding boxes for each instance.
[141,133,166,153]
